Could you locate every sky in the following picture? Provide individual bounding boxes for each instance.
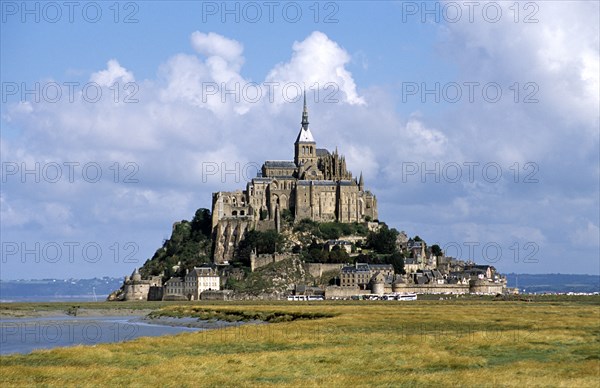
[1,1,598,280]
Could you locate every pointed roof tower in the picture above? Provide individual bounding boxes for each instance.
[294,90,317,167]
[295,90,315,143]
[359,171,364,190]
[301,90,309,130]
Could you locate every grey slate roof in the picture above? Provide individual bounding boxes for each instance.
[342,264,370,273]
[263,161,296,168]
[316,148,330,157]
[252,178,273,183]
[370,264,394,271]
[405,257,418,265]
[296,180,336,186]
[187,267,218,278]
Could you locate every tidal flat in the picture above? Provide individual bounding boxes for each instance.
[0,297,598,387]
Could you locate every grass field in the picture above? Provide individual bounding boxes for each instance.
[1,297,599,387]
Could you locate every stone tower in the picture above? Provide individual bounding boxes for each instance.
[294,92,318,167]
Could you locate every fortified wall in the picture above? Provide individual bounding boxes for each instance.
[250,252,296,272]
[305,263,344,278]
[392,283,470,295]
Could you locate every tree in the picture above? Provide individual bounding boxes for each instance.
[260,209,268,220]
[367,225,399,254]
[235,229,285,266]
[191,208,212,238]
[319,222,342,240]
[431,244,443,257]
[281,209,294,224]
[294,218,319,234]
[257,230,284,254]
[386,251,405,275]
[328,245,350,263]
[140,208,215,279]
[354,253,375,264]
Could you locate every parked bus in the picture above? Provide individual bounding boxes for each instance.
[396,293,417,301]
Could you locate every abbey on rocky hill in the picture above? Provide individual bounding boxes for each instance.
[211,94,378,264]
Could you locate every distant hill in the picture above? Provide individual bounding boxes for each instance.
[0,277,123,302]
[505,273,600,294]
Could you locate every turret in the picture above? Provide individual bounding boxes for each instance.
[131,268,142,282]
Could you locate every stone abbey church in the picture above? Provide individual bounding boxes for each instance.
[211,95,378,264]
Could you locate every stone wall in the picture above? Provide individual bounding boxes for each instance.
[122,283,151,301]
[201,290,234,300]
[148,286,164,301]
[305,263,344,278]
[255,220,276,232]
[469,280,504,294]
[250,252,296,272]
[324,285,361,299]
[392,284,470,294]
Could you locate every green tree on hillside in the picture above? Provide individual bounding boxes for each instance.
[386,251,406,274]
[431,244,443,257]
[367,224,399,254]
[140,208,213,279]
[235,230,285,267]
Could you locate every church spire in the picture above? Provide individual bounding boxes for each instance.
[359,171,364,190]
[301,89,309,130]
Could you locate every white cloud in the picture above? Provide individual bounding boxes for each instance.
[191,31,244,70]
[343,144,378,180]
[404,117,448,158]
[440,1,599,135]
[266,31,365,105]
[90,59,134,87]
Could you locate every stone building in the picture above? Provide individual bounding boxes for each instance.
[212,95,378,264]
[184,266,220,300]
[340,263,394,290]
[340,263,371,289]
[164,277,185,299]
[117,268,162,301]
[325,240,353,253]
[163,266,220,300]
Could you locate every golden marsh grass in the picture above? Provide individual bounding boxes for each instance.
[1,298,598,387]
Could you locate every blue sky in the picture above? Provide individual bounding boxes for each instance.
[1,1,599,279]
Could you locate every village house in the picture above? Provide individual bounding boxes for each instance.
[185,266,220,300]
[163,266,220,301]
[340,263,395,290]
[325,240,353,254]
